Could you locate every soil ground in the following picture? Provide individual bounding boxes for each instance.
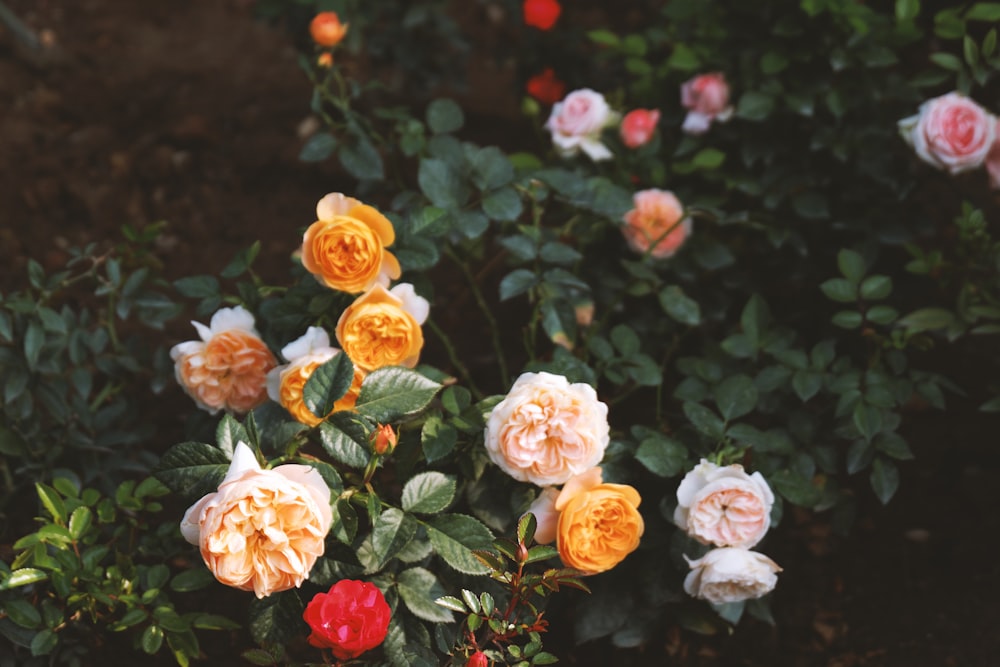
[2,1,999,666]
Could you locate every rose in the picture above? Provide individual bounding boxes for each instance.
[988,124,1000,189]
[266,327,364,426]
[622,189,692,259]
[620,108,660,148]
[524,487,561,545]
[467,651,490,667]
[683,547,781,604]
[335,283,429,372]
[554,468,644,574]
[898,92,996,174]
[309,12,348,48]
[674,459,774,548]
[526,67,567,105]
[372,424,397,455]
[545,89,618,162]
[301,192,402,294]
[485,372,610,486]
[523,0,561,30]
[680,73,733,135]
[171,306,277,414]
[180,442,332,598]
[303,579,391,659]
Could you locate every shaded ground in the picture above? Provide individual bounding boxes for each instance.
[2,1,999,666]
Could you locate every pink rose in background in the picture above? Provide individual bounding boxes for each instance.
[622,189,692,259]
[986,120,1000,189]
[620,108,660,148]
[524,487,561,544]
[674,459,774,549]
[684,547,781,604]
[545,88,618,161]
[898,92,996,174]
[681,73,733,135]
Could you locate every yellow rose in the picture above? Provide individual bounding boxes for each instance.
[336,283,429,372]
[180,443,333,598]
[555,468,644,574]
[301,193,401,294]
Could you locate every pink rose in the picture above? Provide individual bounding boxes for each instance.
[986,121,1000,189]
[683,547,781,604]
[524,487,561,544]
[680,73,733,135]
[622,189,692,259]
[898,92,996,174]
[620,108,660,148]
[545,88,618,161]
[674,459,774,549]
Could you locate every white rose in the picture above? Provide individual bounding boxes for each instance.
[545,89,618,162]
[674,459,774,548]
[683,547,781,604]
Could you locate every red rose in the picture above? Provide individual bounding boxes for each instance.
[526,68,566,105]
[468,651,490,667]
[303,580,391,660]
[523,0,561,30]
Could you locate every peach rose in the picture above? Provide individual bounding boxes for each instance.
[674,459,774,549]
[622,189,692,259]
[680,73,733,135]
[554,467,644,574]
[485,372,609,486]
[683,547,781,604]
[545,88,618,161]
[620,108,660,148]
[898,92,996,174]
[301,193,402,294]
[335,283,429,372]
[180,442,333,598]
[309,11,348,48]
[524,487,561,545]
[170,306,277,415]
[266,327,364,427]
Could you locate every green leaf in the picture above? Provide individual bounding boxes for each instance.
[832,310,863,329]
[853,403,883,442]
[500,269,538,301]
[173,275,220,299]
[23,321,44,370]
[419,158,464,209]
[319,421,371,470]
[30,629,57,657]
[736,92,775,121]
[153,442,230,498]
[35,483,67,523]
[792,370,823,402]
[434,595,468,613]
[470,146,514,190]
[683,402,726,439]
[68,507,92,540]
[303,354,355,420]
[837,249,866,284]
[170,567,216,593]
[482,187,523,222]
[692,148,726,169]
[372,508,419,570]
[659,285,701,326]
[421,416,457,463]
[866,305,898,325]
[714,375,758,421]
[634,434,688,477]
[356,367,442,422]
[397,567,453,622]
[820,278,857,303]
[339,131,384,181]
[426,514,493,575]
[2,568,47,590]
[870,458,899,504]
[587,29,619,46]
[898,308,955,333]
[896,0,920,20]
[402,472,456,514]
[299,132,337,162]
[860,275,892,300]
[215,414,248,458]
[426,98,464,134]
[330,498,359,544]
[966,2,1000,21]
[140,625,164,655]
[248,591,304,647]
[963,34,979,66]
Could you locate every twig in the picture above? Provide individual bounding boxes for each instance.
[0,1,41,51]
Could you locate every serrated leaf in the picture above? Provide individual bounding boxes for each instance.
[303,354,354,420]
[153,442,230,498]
[713,375,758,421]
[683,402,726,439]
[397,567,453,622]
[402,472,456,514]
[634,435,687,477]
[319,417,371,470]
[659,285,701,326]
[426,514,494,575]
[499,269,538,301]
[870,458,899,504]
[434,595,468,613]
[215,414,247,458]
[372,508,419,571]
[248,591,304,647]
[356,367,442,422]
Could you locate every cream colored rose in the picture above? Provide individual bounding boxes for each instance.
[335,283,429,372]
[524,487,561,545]
[545,88,618,161]
[674,459,774,549]
[485,372,609,486]
[683,547,781,604]
[180,442,332,598]
[266,327,364,426]
[301,192,402,294]
[171,306,277,414]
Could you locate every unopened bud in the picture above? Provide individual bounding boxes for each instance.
[317,52,333,68]
[516,542,530,563]
[309,11,349,48]
[467,651,489,667]
[372,424,397,456]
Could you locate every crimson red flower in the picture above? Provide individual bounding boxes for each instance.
[468,651,490,667]
[303,580,391,660]
[523,0,561,30]
[526,68,566,105]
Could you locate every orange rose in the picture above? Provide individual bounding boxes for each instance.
[554,468,644,574]
[171,306,277,414]
[336,283,429,372]
[309,12,349,48]
[622,189,692,259]
[301,193,401,294]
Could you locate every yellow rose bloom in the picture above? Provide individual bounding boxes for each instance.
[336,283,428,372]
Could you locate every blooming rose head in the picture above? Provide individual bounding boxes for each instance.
[898,92,996,175]
[554,467,644,574]
[683,547,781,604]
[987,122,1000,189]
[170,306,277,415]
[526,67,567,105]
[266,327,364,427]
[680,73,733,135]
[335,283,429,372]
[622,189,692,259]
[545,88,618,162]
[303,579,391,660]
[301,193,402,294]
[523,0,561,30]
[180,442,332,598]
[310,12,348,48]
[524,487,561,545]
[620,108,661,148]
[485,372,610,486]
[674,458,775,549]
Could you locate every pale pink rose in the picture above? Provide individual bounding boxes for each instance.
[485,372,610,486]
[986,122,1000,189]
[674,459,774,548]
[171,306,277,414]
[681,73,733,135]
[684,547,781,604]
[898,92,996,174]
[524,487,561,544]
[622,189,692,259]
[620,108,660,148]
[545,88,619,161]
[180,442,332,598]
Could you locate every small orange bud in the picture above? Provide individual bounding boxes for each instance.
[317,52,333,68]
[372,424,397,456]
[310,12,348,48]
